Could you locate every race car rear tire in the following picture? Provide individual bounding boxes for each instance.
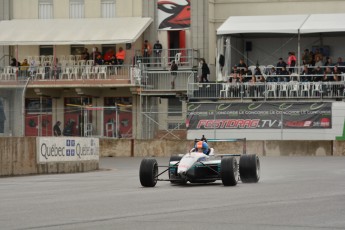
[221,157,238,186]
[139,158,158,187]
[239,154,260,183]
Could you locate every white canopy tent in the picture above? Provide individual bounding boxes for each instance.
[216,13,345,81]
[0,17,153,45]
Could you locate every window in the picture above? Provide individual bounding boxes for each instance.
[71,45,84,55]
[70,0,84,18]
[39,0,53,19]
[168,98,182,117]
[101,0,116,18]
[40,45,53,56]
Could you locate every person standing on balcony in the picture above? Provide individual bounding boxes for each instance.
[53,121,62,136]
[287,52,296,73]
[170,60,178,89]
[82,48,90,61]
[116,47,126,66]
[199,58,210,86]
[153,40,163,67]
[20,59,29,78]
[302,49,312,65]
[142,40,152,67]
[91,47,101,63]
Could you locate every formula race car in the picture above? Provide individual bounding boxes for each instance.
[139,138,260,187]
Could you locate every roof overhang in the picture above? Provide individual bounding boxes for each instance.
[0,17,153,46]
[217,13,345,35]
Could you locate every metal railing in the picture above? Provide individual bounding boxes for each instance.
[140,70,196,91]
[134,48,199,70]
[188,81,345,100]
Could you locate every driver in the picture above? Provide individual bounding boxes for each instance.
[195,140,210,155]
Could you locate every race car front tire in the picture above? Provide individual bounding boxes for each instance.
[220,157,238,186]
[139,158,158,187]
[239,154,260,183]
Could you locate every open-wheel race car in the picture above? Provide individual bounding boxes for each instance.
[139,137,260,187]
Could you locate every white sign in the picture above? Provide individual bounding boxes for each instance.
[37,137,99,163]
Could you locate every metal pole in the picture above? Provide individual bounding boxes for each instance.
[281,112,283,140]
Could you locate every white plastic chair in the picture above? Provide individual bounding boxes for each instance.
[0,66,11,80]
[35,67,46,80]
[220,83,231,98]
[300,82,311,97]
[70,67,80,79]
[266,83,277,98]
[312,82,322,97]
[175,52,182,65]
[98,66,107,79]
[289,81,299,97]
[82,66,95,79]
[279,83,289,98]
[59,67,71,79]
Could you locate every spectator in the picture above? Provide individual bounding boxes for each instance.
[20,59,29,78]
[229,65,242,83]
[170,60,178,89]
[313,66,324,82]
[103,48,115,64]
[276,58,287,75]
[254,66,265,83]
[82,48,90,61]
[310,51,315,66]
[240,66,252,82]
[332,65,341,81]
[153,40,163,67]
[314,56,323,68]
[335,57,345,72]
[91,47,101,62]
[28,59,36,76]
[314,48,323,62]
[199,58,210,85]
[278,66,290,82]
[237,58,247,68]
[324,57,334,66]
[301,65,311,82]
[10,58,20,67]
[53,121,62,136]
[95,54,104,65]
[116,47,126,66]
[266,67,277,82]
[323,67,334,82]
[142,40,152,66]
[110,54,118,75]
[302,49,312,65]
[287,52,297,73]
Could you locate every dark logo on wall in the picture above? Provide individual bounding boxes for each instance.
[157,0,191,30]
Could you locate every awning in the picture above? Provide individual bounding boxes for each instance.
[217,15,309,35]
[217,13,345,35]
[0,17,153,45]
[300,14,345,34]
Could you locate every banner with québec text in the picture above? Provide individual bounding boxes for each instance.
[37,137,99,163]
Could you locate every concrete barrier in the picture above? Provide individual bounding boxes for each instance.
[1,137,344,177]
[0,137,99,177]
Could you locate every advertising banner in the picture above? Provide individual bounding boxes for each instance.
[187,103,332,130]
[37,137,99,163]
[157,0,190,30]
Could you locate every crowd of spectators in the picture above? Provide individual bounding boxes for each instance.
[227,49,345,84]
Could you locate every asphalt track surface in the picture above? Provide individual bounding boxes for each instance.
[1,156,345,230]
